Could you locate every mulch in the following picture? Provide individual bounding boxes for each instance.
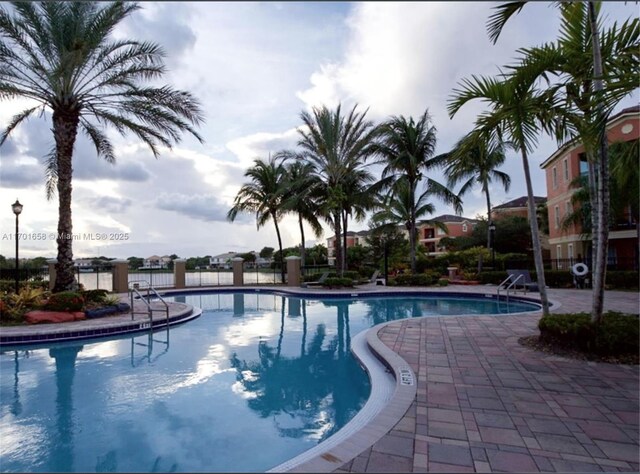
[519,335,639,365]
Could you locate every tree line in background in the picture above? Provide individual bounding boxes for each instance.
[228,2,638,323]
[0,2,637,325]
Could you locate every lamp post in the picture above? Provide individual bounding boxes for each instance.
[488,221,496,269]
[12,199,23,294]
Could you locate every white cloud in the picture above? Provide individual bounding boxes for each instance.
[1,2,637,259]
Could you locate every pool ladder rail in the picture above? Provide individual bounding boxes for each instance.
[497,273,524,305]
[128,280,170,326]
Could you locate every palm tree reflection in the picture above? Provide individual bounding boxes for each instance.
[229,298,369,441]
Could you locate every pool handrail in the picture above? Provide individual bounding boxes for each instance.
[128,280,170,325]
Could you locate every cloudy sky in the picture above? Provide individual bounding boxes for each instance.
[1,1,637,260]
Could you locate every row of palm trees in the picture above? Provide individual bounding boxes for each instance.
[229,1,638,324]
[226,106,498,284]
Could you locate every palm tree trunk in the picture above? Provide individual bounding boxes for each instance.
[588,1,609,324]
[298,213,306,268]
[272,212,285,284]
[333,212,342,276]
[409,182,417,273]
[520,146,550,316]
[485,186,492,250]
[342,210,348,273]
[52,110,80,292]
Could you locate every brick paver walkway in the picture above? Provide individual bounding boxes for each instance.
[336,288,639,473]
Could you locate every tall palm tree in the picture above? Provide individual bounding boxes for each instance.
[277,155,324,268]
[371,178,449,256]
[448,74,554,316]
[439,131,511,250]
[486,0,639,323]
[227,157,287,283]
[297,104,378,275]
[373,110,461,272]
[0,1,204,292]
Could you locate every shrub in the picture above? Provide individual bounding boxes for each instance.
[478,271,508,285]
[80,289,109,304]
[1,287,48,323]
[391,273,434,286]
[606,271,639,290]
[539,270,574,288]
[538,311,639,356]
[322,277,354,288]
[45,291,85,312]
[437,278,449,287]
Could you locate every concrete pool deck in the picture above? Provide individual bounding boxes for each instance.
[0,285,638,472]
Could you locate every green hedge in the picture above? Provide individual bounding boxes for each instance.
[387,273,437,287]
[322,277,354,288]
[606,271,639,290]
[538,311,639,356]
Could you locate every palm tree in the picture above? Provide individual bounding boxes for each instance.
[277,155,324,268]
[373,110,461,272]
[448,74,554,316]
[371,178,452,263]
[438,131,511,251]
[297,104,378,275]
[486,0,639,323]
[0,2,204,292]
[227,157,287,283]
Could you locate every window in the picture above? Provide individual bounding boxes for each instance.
[437,227,446,236]
[462,223,468,232]
[552,166,558,189]
[554,205,560,229]
[565,201,571,220]
[579,152,589,176]
[563,158,569,181]
[568,243,574,261]
[556,245,563,269]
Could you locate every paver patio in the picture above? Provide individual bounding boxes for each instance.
[335,287,639,473]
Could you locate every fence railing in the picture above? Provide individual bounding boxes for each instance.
[487,257,638,272]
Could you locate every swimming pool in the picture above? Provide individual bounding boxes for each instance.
[0,291,540,472]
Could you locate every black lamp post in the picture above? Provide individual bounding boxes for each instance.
[12,199,23,294]
[488,221,496,269]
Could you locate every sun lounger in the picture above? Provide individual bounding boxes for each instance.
[301,271,329,288]
[505,269,539,293]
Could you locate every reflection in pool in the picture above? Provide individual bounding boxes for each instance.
[0,292,538,472]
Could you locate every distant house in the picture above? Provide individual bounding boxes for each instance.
[492,196,547,220]
[74,258,94,272]
[209,252,237,269]
[416,214,479,254]
[141,255,172,269]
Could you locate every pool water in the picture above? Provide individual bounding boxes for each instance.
[0,292,538,472]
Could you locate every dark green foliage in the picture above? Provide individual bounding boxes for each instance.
[606,271,639,290]
[437,278,449,286]
[45,291,84,312]
[538,312,639,357]
[0,280,49,293]
[541,271,574,288]
[322,277,354,288]
[388,273,437,287]
[478,271,508,285]
[80,289,109,304]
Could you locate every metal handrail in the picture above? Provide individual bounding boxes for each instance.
[128,280,170,325]
[497,274,523,304]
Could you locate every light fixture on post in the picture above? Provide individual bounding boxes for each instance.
[488,221,496,269]
[11,199,23,294]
